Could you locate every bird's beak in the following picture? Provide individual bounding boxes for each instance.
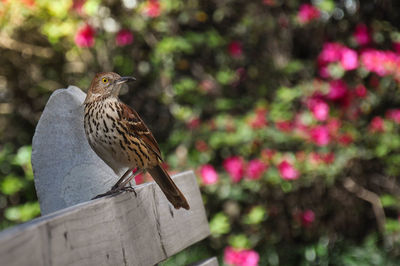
[116,76,136,85]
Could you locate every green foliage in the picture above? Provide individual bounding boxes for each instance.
[1,0,400,264]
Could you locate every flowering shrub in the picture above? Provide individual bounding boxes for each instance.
[1,0,400,265]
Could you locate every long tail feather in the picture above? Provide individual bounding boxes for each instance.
[148,165,190,210]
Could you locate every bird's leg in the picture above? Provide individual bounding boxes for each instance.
[115,170,141,197]
[111,168,133,191]
[91,169,135,200]
[91,189,123,200]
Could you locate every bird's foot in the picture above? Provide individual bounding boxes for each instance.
[119,185,137,197]
[91,189,121,200]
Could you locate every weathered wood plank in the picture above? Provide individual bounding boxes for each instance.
[0,171,210,266]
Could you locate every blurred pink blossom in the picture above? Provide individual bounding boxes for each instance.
[309,126,330,146]
[224,247,260,266]
[228,41,243,58]
[327,80,348,101]
[71,0,86,14]
[246,159,267,180]
[278,160,299,180]
[386,109,400,123]
[318,42,343,64]
[250,107,268,129]
[300,210,315,227]
[369,116,385,133]
[74,24,95,48]
[309,152,335,165]
[261,149,276,161]
[144,0,161,17]
[187,117,200,129]
[353,24,372,46]
[199,164,218,185]
[116,29,134,46]
[361,49,400,77]
[195,140,209,152]
[338,133,353,146]
[309,99,329,121]
[321,152,335,163]
[340,47,358,70]
[223,156,245,182]
[318,43,358,76]
[327,118,342,135]
[297,4,320,24]
[276,120,292,132]
[355,84,367,98]
[134,172,144,185]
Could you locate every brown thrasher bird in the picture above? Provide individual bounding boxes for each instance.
[83,72,190,210]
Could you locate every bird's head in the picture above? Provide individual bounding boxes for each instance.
[84,72,136,103]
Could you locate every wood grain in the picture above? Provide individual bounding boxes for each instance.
[0,171,210,266]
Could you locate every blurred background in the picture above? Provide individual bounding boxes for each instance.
[1,0,400,265]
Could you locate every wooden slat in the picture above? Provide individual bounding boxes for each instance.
[0,171,210,266]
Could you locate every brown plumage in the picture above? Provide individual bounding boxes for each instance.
[83,72,189,210]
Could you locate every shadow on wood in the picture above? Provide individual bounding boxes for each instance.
[0,171,211,266]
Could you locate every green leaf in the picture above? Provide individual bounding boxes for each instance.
[243,205,267,225]
[209,212,230,236]
[228,234,250,249]
[1,175,24,195]
[5,202,40,222]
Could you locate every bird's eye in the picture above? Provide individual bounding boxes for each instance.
[102,78,109,83]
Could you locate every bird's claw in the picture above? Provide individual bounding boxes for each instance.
[120,185,137,197]
[91,189,121,200]
[92,185,137,200]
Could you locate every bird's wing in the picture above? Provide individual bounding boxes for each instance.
[119,101,163,161]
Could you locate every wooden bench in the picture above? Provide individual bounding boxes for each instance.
[0,171,217,266]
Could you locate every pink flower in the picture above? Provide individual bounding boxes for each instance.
[246,159,267,180]
[224,247,260,266]
[187,117,200,129]
[298,4,320,24]
[353,24,371,46]
[355,84,367,98]
[74,24,95,48]
[195,140,208,152]
[369,116,385,133]
[71,0,86,14]
[327,80,348,101]
[278,160,299,180]
[223,156,245,182]
[309,126,330,146]
[261,149,276,161]
[116,29,134,47]
[276,120,292,132]
[327,118,342,135]
[309,99,329,121]
[300,210,315,227]
[228,41,243,58]
[318,42,343,64]
[318,43,358,77]
[250,107,267,129]
[386,109,400,123]
[199,164,218,185]
[338,133,353,146]
[340,47,358,70]
[361,49,400,77]
[321,152,335,163]
[135,172,144,185]
[144,0,161,18]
